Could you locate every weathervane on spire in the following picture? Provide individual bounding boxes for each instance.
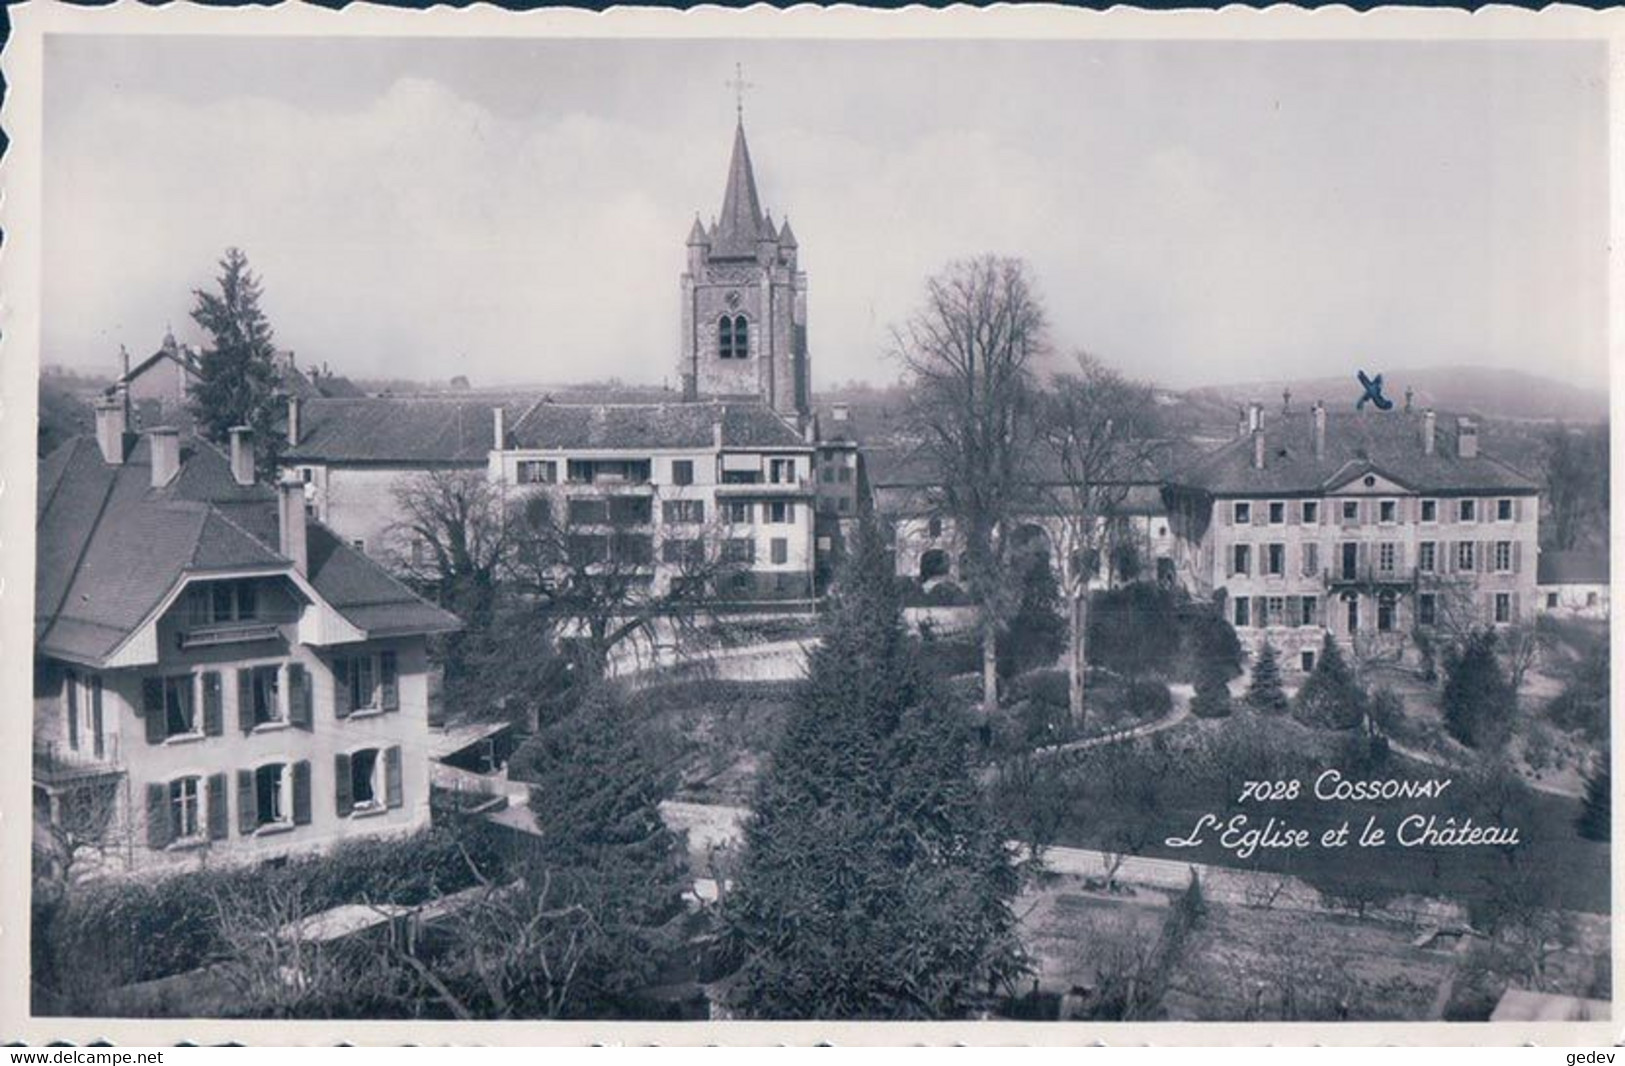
[726,62,755,122]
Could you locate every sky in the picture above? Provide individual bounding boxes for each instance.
[43,36,1609,391]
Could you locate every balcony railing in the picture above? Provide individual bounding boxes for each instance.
[178,619,287,649]
[34,736,124,785]
[714,477,815,498]
[1324,565,1419,589]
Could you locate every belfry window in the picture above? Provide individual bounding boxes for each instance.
[718,314,750,359]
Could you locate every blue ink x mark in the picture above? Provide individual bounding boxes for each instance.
[1356,371,1393,411]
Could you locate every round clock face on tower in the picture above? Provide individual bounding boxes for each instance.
[724,290,743,309]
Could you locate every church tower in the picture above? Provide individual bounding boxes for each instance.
[679,120,810,417]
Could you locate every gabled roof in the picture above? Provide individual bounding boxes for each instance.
[285,398,509,463]
[1169,409,1539,496]
[1537,550,1609,586]
[508,400,807,452]
[36,433,459,665]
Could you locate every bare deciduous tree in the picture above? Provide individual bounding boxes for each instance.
[897,255,1046,710]
[1038,354,1160,725]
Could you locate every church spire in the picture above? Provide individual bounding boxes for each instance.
[713,120,768,258]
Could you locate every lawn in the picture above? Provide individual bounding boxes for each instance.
[1010,716,1610,916]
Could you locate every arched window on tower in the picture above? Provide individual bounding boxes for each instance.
[731,315,750,359]
[718,315,736,360]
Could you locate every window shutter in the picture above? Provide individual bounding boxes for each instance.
[333,658,352,719]
[385,745,404,809]
[237,769,257,836]
[142,678,166,745]
[1512,592,1521,621]
[236,670,253,733]
[380,651,399,712]
[1442,500,1454,525]
[146,783,171,850]
[206,772,229,840]
[1515,497,1525,522]
[1357,542,1370,574]
[1479,540,1491,573]
[1252,505,1265,527]
[288,664,312,730]
[1286,504,1299,526]
[91,678,104,759]
[67,675,79,751]
[1221,503,1232,527]
[292,760,312,826]
[335,753,354,817]
[202,672,223,736]
[1285,596,1300,627]
[1513,541,1523,574]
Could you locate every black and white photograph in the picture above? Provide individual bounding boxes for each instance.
[2,2,1619,1043]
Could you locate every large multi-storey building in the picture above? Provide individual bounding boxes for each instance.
[1165,401,1541,672]
[489,399,818,601]
[34,394,459,879]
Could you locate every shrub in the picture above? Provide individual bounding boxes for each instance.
[1190,659,1232,719]
[997,555,1065,679]
[1013,668,1070,711]
[1293,634,1365,730]
[1548,643,1609,742]
[919,635,983,678]
[924,580,971,607]
[1125,679,1173,720]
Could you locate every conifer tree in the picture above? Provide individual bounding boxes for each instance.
[1577,759,1611,843]
[998,552,1066,680]
[1293,633,1365,730]
[719,515,1025,1019]
[1190,657,1232,719]
[188,247,283,475]
[1244,640,1289,715]
[1441,628,1517,749]
[518,685,689,1014]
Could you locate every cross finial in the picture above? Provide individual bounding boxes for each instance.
[727,62,755,122]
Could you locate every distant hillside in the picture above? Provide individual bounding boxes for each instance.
[1186,367,1607,426]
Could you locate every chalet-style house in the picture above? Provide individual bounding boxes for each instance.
[1164,402,1541,672]
[34,391,459,879]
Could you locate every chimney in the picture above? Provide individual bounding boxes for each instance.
[1281,387,1292,415]
[148,426,180,487]
[1236,406,1249,439]
[276,471,309,575]
[1422,408,1437,456]
[229,426,255,486]
[713,412,725,450]
[1248,401,1263,433]
[1251,428,1266,470]
[120,344,131,382]
[93,394,128,464]
[492,406,506,450]
[1312,401,1327,461]
[1404,386,1414,414]
[287,395,302,447]
[1456,416,1479,460]
[802,416,817,444]
[831,402,850,424]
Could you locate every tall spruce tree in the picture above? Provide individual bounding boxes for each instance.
[719,516,1025,1019]
[1293,633,1365,730]
[519,685,689,1015]
[188,247,283,475]
[1577,760,1611,842]
[1244,640,1289,715]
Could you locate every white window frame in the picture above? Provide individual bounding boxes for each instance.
[1379,499,1398,525]
[1268,501,1285,525]
[1378,542,1396,573]
[1300,500,1319,524]
[169,774,205,843]
[254,762,291,830]
[1421,499,1438,523]
[1496,498,1514,522]
[348,747,385,814]
[1456,542,1476,571]
[1418,541,1437,573]
[1300,595,1318,627]
[1495,541,1512,573]
[1232,501,1251,524]
[1494,592,1512,624]
[1459,499,1477,523]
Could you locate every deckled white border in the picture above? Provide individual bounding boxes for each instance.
[2,0,1622,1046]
